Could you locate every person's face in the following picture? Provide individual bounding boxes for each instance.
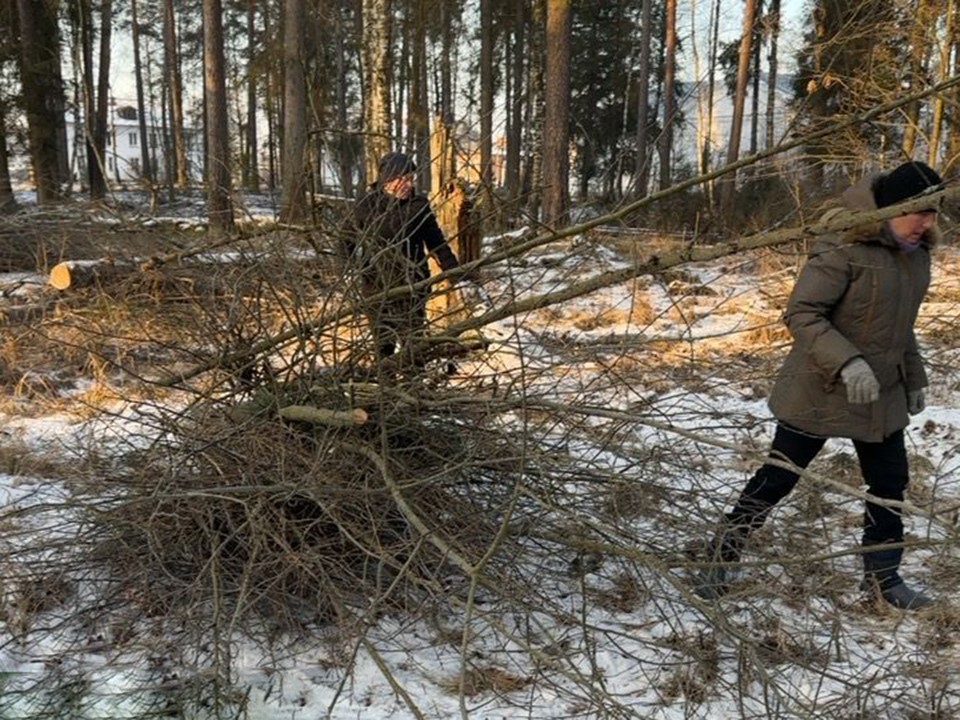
[888,210,937,246]
[383,173,415,199]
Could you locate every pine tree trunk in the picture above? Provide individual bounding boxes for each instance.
[94,0,112,197]
[634,0,652,198]
[244,0,259,191]
[658,0,677,191]
[479,0,494,193]
[280,0,308,224]
[0,97,16,212]
[203,0,235,236]
[542,0,570,227]
[504,1,524,210]
[17,0,66,204]
[764,0,781,150]
[407,0,430,190]
[163,0,189,188]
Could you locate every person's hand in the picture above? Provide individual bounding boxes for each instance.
[907,389,925,415]
[840,357,880,404]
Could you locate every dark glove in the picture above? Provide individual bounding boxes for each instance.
[840,357,880,404]
[907,389,925,415]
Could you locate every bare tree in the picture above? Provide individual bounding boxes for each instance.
[542,0,571,226]
[203,0,234,235]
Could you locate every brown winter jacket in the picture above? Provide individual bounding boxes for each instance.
[767,175,936,443]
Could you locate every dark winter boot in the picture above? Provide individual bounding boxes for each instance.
[861,544,933,610]
[693,528,748,600]
[860,576,934,610]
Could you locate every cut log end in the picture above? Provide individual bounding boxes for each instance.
[49,262,73,290]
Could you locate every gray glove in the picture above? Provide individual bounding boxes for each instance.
[907,389,925,415]
[840,357,880,404]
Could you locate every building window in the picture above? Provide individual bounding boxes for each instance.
[107,157,114,171]
[129,133,138,147]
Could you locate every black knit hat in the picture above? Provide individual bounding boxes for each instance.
[378,152,417,182]
[874,161,944,210]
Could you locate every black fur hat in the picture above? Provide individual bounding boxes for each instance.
[874,161,944,210]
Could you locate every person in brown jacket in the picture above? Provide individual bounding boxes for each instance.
[696,160,944,610]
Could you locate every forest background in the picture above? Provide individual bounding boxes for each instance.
[4,1,960,719]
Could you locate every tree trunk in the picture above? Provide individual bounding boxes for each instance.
[362,0,392,183]
[333,3,354,196]
[634,0,652,198]
[203,0,235,236]
[542,0,570,227]
[764,0,781,150]
[658,0,677,190]
[523,0,545,220]
[948,1,960,175]
[479,0,494,193]
[244,0,259,191]
[0,97,16,212]
[718,0,758,212]
[131,0,153,184]
[407,0,430,190]
[903,0,937,157]
[17,0,66,204]
[163,0,189,188]
[94,0,112,197]
[504,1,524,209]
[748,0,764,157]
[280,0,308,224]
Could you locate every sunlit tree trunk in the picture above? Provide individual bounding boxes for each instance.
[203,0,234,235]
[362,0,392,183]
[658,0,677,190]
[542,0,570,226]
[163,0,189,187]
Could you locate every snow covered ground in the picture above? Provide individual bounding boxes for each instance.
[2,208,960,719]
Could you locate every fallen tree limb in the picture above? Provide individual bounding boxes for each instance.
[278,405,368,426]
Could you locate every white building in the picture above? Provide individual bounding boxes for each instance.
[65,103,203,188]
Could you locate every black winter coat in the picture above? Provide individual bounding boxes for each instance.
[346,187,459,293]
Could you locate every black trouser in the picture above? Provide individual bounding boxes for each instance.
[367,291,429,360]
[716,424,910,588]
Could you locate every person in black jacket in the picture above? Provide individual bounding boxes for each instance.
[345,152,460,360]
